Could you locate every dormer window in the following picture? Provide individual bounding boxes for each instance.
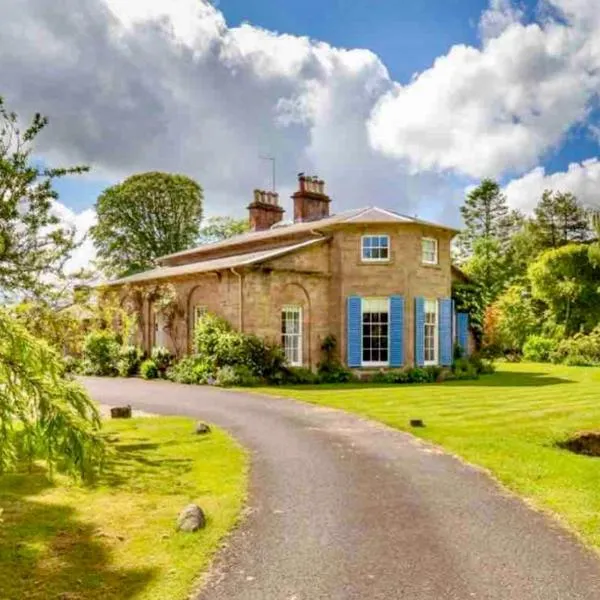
[361,235,390,262]
[422,237,438,265]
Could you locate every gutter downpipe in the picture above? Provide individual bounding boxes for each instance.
[230,268,244,332]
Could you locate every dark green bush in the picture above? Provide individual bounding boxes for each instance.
[318,362,356,383]
[117,345,144,377]
[82,330,120,376]
[140,359,159,380]
[523,335,556,363]
[280,366,319,385]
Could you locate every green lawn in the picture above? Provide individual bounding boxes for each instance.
[257,362,600,549]
[0,416,247,600]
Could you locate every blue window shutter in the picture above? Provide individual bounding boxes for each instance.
[457,312,470,356]
[439,298,453,366]
[389,296,404,367]
[414,297,425,366]
[347,297,362,368]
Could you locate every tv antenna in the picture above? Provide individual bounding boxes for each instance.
[260,155,276,192]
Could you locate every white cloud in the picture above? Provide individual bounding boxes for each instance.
[479,0,524,40]
[1,0,600,274]
[51,202,97,273]
[368,0,600,178]
[503,158,600,212]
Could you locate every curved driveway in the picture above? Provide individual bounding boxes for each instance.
[83,377,600,600]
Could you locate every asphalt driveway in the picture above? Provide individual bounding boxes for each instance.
[83,377,600,600]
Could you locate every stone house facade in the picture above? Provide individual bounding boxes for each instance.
[107,174,469,370]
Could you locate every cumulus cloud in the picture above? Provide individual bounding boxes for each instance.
[51,202,97,273]
[503,158,600,212]
[2,0,600,273]
[368,0,600,178]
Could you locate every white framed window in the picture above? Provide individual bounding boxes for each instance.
[362,297,390,366]
[361,235,390,262]
[424,299,438,365]
[422,237,438,265]
[282,306,303,366]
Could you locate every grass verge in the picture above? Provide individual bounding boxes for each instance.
[0,416,247,600]
[256,362,600,549]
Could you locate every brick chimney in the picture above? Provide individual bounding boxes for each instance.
[248,189,285,231]
[292,174,331,222]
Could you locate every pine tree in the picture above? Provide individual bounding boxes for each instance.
[532,190,590,249]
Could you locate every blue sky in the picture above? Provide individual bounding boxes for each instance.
[5,0,599,268]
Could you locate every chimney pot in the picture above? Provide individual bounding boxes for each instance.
[292,173,331,223]
[248,188,284,231]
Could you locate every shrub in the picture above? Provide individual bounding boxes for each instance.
[215,365,260,387]
[280,366,319,385]
[117,345,144,377]
[318,362,356,383]
[82,330,120,376]
[166,356,213,384]
[551,328,600,366]
[151,346,174,376]
[140,359,159,380]
[63,355,82,375]
[194,312,285,379]
[194,313,232,358]
[523,335,556,363]
[452,357,479,380]
[405,367,431,383]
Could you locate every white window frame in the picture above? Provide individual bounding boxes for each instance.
[361,235,390,263]
[282,305,303,367]
[424,299,439,366]
[422,237,438,265]
[361,297,390,367]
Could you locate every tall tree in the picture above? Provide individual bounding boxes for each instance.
[198,216,249,244]
[528,244,600,335]
[91,172,204,277]
[532,190,590,249]
[0,96,87,300]
[456,179,511,258]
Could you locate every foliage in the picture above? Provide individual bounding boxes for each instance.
[0,96,88,300]
[198,216,250,244]
[528,244,600,335]
[117,345,144,377]
[523,335,556,363]
[82,330,120,376]
[456,179,511,259]
[279,367,320,385]
[0,309,103,478]
[317,335,356,383]
[166,355,213,385]
[194,312,285,379]
[463,237,512,305]
[491,284,539,353]
[140,359,159,380]
[12,300,89,356]
[551,328,600,366]
[91,172,204,277]
[532,190,590,249]
[452,281,485,345]
[150,346,174,376]
[215,365,260,387]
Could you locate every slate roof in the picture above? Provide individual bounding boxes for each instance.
[157,206,459,264]
[105,238,327,286]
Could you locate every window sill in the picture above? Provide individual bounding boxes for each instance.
[359,259,393,266]
[421,262,441,269]
[362,362,390,368]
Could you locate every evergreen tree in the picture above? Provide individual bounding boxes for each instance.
[456,179,511,258]
[532,190,590,249]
